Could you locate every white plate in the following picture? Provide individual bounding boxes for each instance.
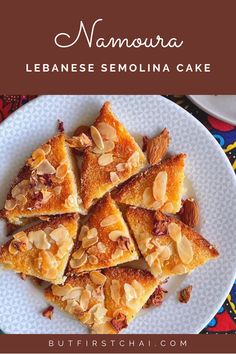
[0,95,236,334]
[188,95,236,125]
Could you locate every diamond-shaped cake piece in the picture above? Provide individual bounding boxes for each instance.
[126,207,219,278]
[67,194,139,275]
[80,102,146,209]
[0,214,79,284]
[45,267,157,334]
[2,134,82,225]
[114,154,186,214]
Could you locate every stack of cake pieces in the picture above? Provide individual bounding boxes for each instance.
[0,102,219,334]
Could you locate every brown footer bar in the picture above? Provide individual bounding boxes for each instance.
[0,334,235,353]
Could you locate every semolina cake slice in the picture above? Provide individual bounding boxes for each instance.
[2,133,82,225]
[102,267,158,333]
[67,194,139,275]
[0,213,79,284]
[45,267,157,334]
[126,207,219,278]
[80,102,146,209]
[114,153,186,214]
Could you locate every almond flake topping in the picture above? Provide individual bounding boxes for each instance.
[53,186,62,196]
[42,144,51,155]
[90,271,107,286]
[110,279,121,304]
[88,255,99,264]
[100,215,119,227]
[151,258,163,277]
[70,253,87,268]
[93,140,115,154]
[30,149,46,169]
[153,171,168,202]
[146,250,159,267]
[11,180,29,198]
[56,163,68,179]
[5,199,17,211]
[131,280,144,297]
[36,159,56,175]
[90,125,104,150]
[50,226,69,246]
[39,250,58,274]
[98,153,113,166]
[124,283,137,302]
[72,247,85,260]
[171,263,187,274]
[143,187,154,206]
[97,122,117,141]
[168,222,182,243]
[97,242,106,253]
[111,248,124,259]
[110,171,120,183]
[41,190,52,204]
[52,284,73,297]
[80,289,91,311]
[108,230,128,242]
[127,151,140,168]
[78,225,89,241]
[87,228,98,239]
[28,230,51,250]
[82,236,98,249]
[15,194,27,207]
[62,287,82,301]
[116,163,126,172]
[65,195,78,208]
[177,235,193,264]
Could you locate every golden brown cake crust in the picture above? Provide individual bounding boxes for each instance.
[126,206,219,278]
[0,213,79,284]
[3,134,80,224]
[67,194,139,275]
[114,153,186,214]
[81,102,146,209]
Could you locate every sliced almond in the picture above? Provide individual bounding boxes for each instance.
[90,271,107,285]
[124,283,137,302]
[52,284,73,297]
[15,194,27,207]
[98,153,113,166]
[72,247,85,260]
[5,199,17,211]
[9,240,19,255]
[127,151,140,168]
[97,122,117,141]
[171,263,187,274]
[177,235,193,264]
[143,187,154,206]
[43,267,58,280]
[100,215,119,227]
[82,236,98,249]
[53,186,62,196]
[91,125,104,150]
[93,140,115,154]
[62,287,82,301]
[78,225,89,241]
[108,230,127,242]
[30,149,46,169]
[110,171,120,183]
[88,254,99,265]
[87,245,98,255]
[56,163,68,179]
[28,230,51,250]
[131,280,144,297]
[151,258,162,277]
[87,228,98,239]
[168,222,182,243]
[111,248,124,259]
[36,160,56,175]
[91,303,107,324]
[41,190,52,204]
[66,134,92,150]
[42,144,51,155]
[153,171,168,202]
[110,280,121,304]
[12,180,29,198]
[50,226,69,246]
[65,299,80,313]
[70,253,87,268]
[80,289,91,311]
[116,163,126,172]
[65,194,78,208]
[146,250,159,267]
[159,245,172,261]
[39,250,58,271]
[97,242,106,253]
[147,128,170,165]
[162,201,174,213]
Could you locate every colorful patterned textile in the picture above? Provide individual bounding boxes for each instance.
[0,94,235,333]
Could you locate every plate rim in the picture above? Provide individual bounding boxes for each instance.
[187,95,236,125]
[0,94,236,334]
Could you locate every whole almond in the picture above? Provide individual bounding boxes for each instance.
[180,198,200,228]
[147,128,170,165]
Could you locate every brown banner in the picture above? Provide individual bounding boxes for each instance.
[0,0,235,94]
[0,334,235,353]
